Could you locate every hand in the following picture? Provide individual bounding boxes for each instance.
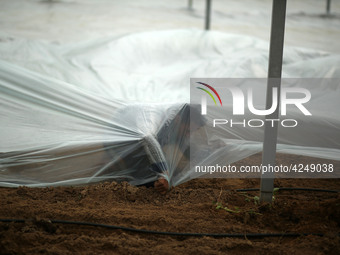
[154,178,169,195]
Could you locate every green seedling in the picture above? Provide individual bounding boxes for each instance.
[240,188,279,203]
[240,193,260,205]
[248,209,262,216]
[272,187,280,201]
[215,202,240,213]
[273,187,280,194]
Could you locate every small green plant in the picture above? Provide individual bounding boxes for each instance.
[247,209,262,215]
[240,192,260,205]
[214,201,262,215]
[215,202,240,213]
[253,196,260,205]
[272,187,280,201]
[240,188,279,203]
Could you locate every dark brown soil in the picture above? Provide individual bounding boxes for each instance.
[0,153,339,255]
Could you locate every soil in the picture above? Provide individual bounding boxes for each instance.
[0,153,340,255]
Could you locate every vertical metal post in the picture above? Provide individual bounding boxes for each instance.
[260,0,287,202]
[205,0,212,30]
[326,0,331,14]
[188,0,193,10]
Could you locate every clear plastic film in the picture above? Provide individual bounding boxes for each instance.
[0,60,194,187]
[0,30,340,187]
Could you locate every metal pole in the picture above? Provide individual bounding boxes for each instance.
[326,0,331,14]
[260,0,287,202]
[188,0,193,10]
[205,0,212,30]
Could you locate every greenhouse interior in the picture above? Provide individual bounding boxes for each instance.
[0,0,339,254]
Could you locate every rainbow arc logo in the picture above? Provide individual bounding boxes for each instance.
[196,82,222,115]
[196,82,222,106]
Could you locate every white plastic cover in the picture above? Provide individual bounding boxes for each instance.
[0,30,339,187]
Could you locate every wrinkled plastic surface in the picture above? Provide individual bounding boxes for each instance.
[0,30,340,187]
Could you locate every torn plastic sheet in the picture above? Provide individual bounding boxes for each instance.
[0,30,339,187]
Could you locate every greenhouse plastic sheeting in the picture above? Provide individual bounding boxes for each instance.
[0,30,340,187]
